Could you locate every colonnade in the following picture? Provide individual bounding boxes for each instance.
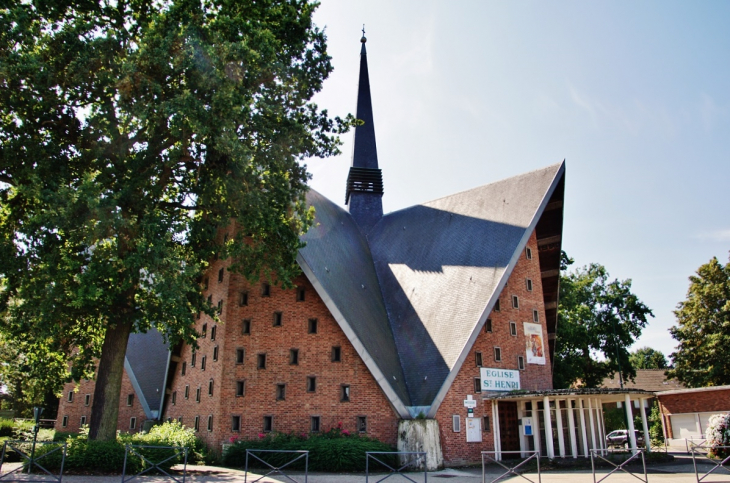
[491,394,652,460]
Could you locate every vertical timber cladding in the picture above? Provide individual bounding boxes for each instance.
[434,230,553,466]
[162,247,401,450]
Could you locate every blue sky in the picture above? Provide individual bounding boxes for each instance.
[304,1,730,359]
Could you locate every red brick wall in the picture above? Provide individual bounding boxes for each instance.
[658,389,730,438]
[55,369,147,434]
[435,231,553,465]
[162,249,401,452]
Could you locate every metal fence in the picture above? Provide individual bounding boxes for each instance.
[691,444,730,483]
[590,448,647,483]
[686,437,708,455]
[365,451,427,483]
[121,445,188,483]
[481,450,540,483]
[244,449,308,483]
[0,440,67,483]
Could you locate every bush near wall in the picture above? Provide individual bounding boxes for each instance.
[223,425,396,472]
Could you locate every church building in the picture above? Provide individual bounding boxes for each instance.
[55,35,590,468]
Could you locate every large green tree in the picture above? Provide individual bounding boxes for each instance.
[629,346,668,369]
[667,255,730,387]
[554,252,654,388]
[0,0,349,440]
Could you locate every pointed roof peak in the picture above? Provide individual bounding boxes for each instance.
[360,25,367,53]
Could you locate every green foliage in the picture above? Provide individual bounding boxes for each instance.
[553,251,653,388]
[667,255,730,387]
[0,0,351,440]
[648,403,665,446]
[0,418,14,437]
[629,347,668,369]
[223,428,396,472]
[603,406,627,432]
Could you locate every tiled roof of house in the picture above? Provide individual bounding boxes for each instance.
[602,369,685,393]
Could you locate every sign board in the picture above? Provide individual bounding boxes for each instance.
[522,417,533,436]
[480,368,521,391]
[466,417,482,442]
[463,399,477,409]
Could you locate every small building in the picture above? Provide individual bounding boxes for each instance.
[656,385,730,445]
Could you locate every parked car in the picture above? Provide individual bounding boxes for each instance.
[605,429,645,448]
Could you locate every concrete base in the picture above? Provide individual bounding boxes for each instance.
[397,419,444,471]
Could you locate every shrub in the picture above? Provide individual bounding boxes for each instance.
[223,426,396,472]
[0,419,14,437]
[705,413,730,458]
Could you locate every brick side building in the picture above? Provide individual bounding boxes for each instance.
[56,36,566,467]
[656,386,730,440]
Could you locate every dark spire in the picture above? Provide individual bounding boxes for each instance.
[346,28,384,234]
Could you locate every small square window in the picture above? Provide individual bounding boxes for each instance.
[308,318,318,334]
[474,377,481,393]
[129,417,136,430]
[236,348,245,364]
[208,379,214,396]
[232,415,241,432]
[526,279,533,292]
[185,385,190,399]
[239,291,249,306]
[84,394,90,406]
[207,415,213,432]
[331,346,341,362]
[307,376,316,392]
[290,349,299,365]
[68,391,74,403]
[211,325,217,341]
[258,353,266,369]
[512,295,519,309]
[311,416,320,433]
[61,416,68,428]
[201,323,207,338]
[262,283,271,297]
[194,416,200,432]
[518,355,525,370]
[358,416,367,433]
[453,415,461,432]
[273,312,283,327]
[207,294,212,305]
[177,416,183,424]
[236,380,245,397]
[494,347,502,362]
[297,287,306,302]
[191,352,196,367]
[213,346,219,361]
[475,351,483,366]
[203,277,209,290]
[341,385,350,402]
[181,361,187,376]
[80,415,87,426]
[494,299,501,312]
[485,319,492,333]
[127,394,134,406]
[218,267,224,283]
[196,311,201,320]
[526,247,533,260]
[201,355,207,371]
[196,387,201,403]
[242,319,251,335]
[483,415,491,432]
[276,384,286,400]
[533,310,539,323]
[217,300,223,314]
[263,416,273,432]
[171,391,177,405]
[510,321,517,336]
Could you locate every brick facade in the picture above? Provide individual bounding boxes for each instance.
[435,231,553,465]
[657,387,730,438]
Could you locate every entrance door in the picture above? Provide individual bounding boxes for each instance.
[499,401,520,455]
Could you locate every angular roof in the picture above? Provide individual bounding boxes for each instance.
[125,328,170,419]
[300,162,565,417]
[602,369,685,393]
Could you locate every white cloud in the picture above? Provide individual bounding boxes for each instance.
[695,229,730,242]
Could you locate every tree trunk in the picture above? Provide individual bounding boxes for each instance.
[88,319,133,441]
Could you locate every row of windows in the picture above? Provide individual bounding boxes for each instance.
[61,415,138,430]
[203,274,308,305]
[475,349,525,369]
[170,380,351,403]
[452,414,491,433]
[492,295,540,313]
[174,414,367,434]
[199,316,321,337]
[485,311,539,334]
[67,392,135,407]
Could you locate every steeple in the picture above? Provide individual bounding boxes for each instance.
[346,28,384,234]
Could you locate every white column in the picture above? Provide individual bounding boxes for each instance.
[588,397,597,452]
[600,400,609,450]
[639,398,651,453]
[493,400,502,460]
[555,399,566,457]
[533,401,542,456]
[543,396,555,459]
[578,398,589,457]
[567,399,578,458]
[625,393,637,453]
[518,401,526,456]
[594,398,605,450]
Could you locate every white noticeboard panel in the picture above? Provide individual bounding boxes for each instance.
[480,368,521,391]
[466,417,482,442]
[522,417,533,436]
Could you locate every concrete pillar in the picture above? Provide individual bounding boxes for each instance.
[639,398,651,453]
[593,398,605,450]
[578,398,589,457]
[599,398,609,450]
[625,393,637,453]
[555,399,566,457]
[567,399,578,458]
[493,400,502,460]
[533,401,542,456]
[587,397,597,452]
[518,401,526,456]
[543,396,555,459]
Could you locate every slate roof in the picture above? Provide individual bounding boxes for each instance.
[125,328,170,419]
[300,161,566,417]
[602,369,685,393]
